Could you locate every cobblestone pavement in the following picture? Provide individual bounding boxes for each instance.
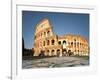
[22,56,89,69]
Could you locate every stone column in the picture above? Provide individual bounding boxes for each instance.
[59,49,62,57]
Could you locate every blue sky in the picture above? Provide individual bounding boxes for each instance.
[22,11,89,49]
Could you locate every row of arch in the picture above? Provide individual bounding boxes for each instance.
[37,40,88,48]
[39,49,88,56]
[41,49,62,56]
[43,39,55,46]
[35,39,88,49]
[34,39,55,47]
[58,40,88,48]
[35,30,51,39]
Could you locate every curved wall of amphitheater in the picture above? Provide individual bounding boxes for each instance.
[33,18,89,56]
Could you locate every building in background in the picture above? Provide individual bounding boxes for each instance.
[33,18,89,57]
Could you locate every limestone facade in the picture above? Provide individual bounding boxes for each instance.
[33,18,89,56]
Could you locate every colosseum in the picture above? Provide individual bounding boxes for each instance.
[33,18,89,57]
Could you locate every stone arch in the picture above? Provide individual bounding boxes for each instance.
[47,31,50,36]
[58,41,61,45]
[47,50,50,56]
[68,49,73,56]
[71,42,73,46]
[57,49,60,57]
[43,41,45,46]
[80,43,82,47]
[51,39,55,45]
[47,40,50,45]
[62,49,67,56]
[44,32,46,36]
[78,50,79,54]
[51,50,55,56]
[63,40,66,44]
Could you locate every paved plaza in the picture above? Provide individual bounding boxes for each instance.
[22,56,89,69]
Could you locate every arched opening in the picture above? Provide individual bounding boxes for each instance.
[63,40,66,44]
[44,32,46,36]
[63,49,66,52]
[62,49,67,56]
[78,50,79,54]
[58,41,61,45]
[47,50,50,56]
[47,31,50,36]
[51,50,55,56]
[43,41,45,46]
[62,40,66,49]
[71,42,73,46]
[68,50,72,56]
[47,50,49,52]
[74,39,76,42]
[51,39,55,45]
[47,40,50,45]
[80,43,81,47]
[57,49,60,57]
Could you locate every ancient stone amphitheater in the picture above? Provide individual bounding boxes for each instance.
[33,18,89,57]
